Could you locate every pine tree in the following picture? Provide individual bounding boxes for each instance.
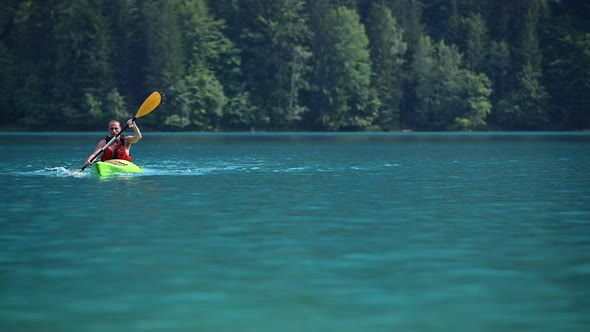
[308,5,377,130]
[366,1,407,130]
[497,2,550,129]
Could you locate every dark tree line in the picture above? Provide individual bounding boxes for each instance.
[0,0,588,131]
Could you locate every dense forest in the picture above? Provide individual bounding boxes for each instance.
[0,0,588,131]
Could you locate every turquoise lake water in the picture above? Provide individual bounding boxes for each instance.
[1,132,589,331]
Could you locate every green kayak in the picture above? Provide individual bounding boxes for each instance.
[90,159,143,177]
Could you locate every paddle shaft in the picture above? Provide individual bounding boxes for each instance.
[79,118,134,172]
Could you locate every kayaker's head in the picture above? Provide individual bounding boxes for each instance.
[108,120,121,138]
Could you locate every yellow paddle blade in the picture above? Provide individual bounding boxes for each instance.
[135,91,161,118]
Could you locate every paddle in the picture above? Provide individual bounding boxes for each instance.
[76,91,162,172]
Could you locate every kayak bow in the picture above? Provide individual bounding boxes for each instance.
[90,159,143,177]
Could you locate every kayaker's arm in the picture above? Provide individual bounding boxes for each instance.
[85,140,107,166]
[127,119,142,144]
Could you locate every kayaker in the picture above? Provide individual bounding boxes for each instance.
[84,119,142,166]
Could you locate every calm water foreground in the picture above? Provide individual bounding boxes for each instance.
[0,132,589,332]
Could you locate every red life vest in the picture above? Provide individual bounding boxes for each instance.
[100,135,132,162]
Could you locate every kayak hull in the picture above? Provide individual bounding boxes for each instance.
[91,159,143,177]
